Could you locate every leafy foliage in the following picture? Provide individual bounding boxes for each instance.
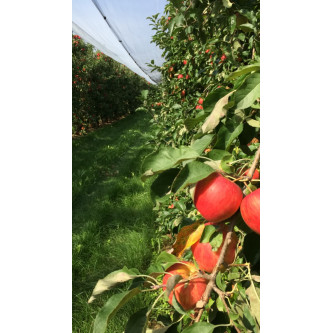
[88,0,260,331]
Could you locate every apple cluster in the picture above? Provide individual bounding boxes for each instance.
[163,171,260,311]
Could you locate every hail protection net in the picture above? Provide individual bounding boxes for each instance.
[72,0,167,84]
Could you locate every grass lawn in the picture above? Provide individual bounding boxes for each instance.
[72,112,159,332]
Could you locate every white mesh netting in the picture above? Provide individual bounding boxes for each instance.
[72,0,166,84]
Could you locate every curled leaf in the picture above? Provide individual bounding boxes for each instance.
[173,223,205,257]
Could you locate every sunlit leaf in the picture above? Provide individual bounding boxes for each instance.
[246,282,260,324]
[173,222,205,257]
[234,72,260,110]
[225,63,260,81]
[172,161,215,193]
[88,268,138,303]
[141,146,199,181]
[191,134,214,154]
[201,91,234,133]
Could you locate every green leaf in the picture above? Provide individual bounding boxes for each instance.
[184,112,207,130]
[243,305,257,330]
[150,168,180,201]
[216,272,227,291]
[200,225,216,243]
[171,293,187,315]
[202,91,234,133]
[228,272,241,280]
[172,161,215,193]
[169,14,185,34]
[246,282,260,324]
[140,90,148,100]
[220,154,235,174]
[234,72,260,110]
[216,296,226,312]
[237,33,246,41]
[229,313,239,321]
[246,118,260,128]
[155,251,179,270]
[191,134,214,154]
[239,23,255,33]
[222,0,233,8]
[181,322,216,333]
[146,263,164,276]
[207,149,231,161]
[165,274,182,298]
[202,88,231,114]
[229,15,236,33]
[88,267,139,303]
[215,123,244,151]
[93,288,141,333]
[210,232,223,251]
[124,307,148,333]
[141,146,199,181]
[225,63,260,81]
[237,283,247,300]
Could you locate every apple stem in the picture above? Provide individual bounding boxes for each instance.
[194,213,239,323]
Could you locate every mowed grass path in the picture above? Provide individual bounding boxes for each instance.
[73,113,157,332]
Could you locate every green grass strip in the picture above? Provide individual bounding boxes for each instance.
[73,113,158,333]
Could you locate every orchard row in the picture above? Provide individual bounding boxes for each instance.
[72,34,151,135]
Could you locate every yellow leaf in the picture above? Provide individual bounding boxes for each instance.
[173,222,205,257]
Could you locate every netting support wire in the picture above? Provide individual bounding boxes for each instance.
[91,0,158,84]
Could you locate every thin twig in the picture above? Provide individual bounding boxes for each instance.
[241,146,260,182]
[213,286,241,333]
[194,213,239,322]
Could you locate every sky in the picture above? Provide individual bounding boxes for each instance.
[72,0,167,84]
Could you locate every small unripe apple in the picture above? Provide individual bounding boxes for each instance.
[194,172,243,223]
[162,261,208,311]
[240,188,260,234]
[191,223,238,272]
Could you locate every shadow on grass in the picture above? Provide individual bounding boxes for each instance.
[72,113,158,332]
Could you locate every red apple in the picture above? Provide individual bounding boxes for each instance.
[194,172,243,222]
[240,188,260,234]
[181,89,186,97]
[177,74,183,79]
[183,60,187,65]
[191,223,238,273]
[162,261,208,311]
[198,98,204,105]
[195,105,203,110]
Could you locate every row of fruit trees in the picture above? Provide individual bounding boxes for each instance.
[72,35,152,135]
[86,0,260,332]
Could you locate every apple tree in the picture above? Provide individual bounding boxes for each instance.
[88,0,260,332]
